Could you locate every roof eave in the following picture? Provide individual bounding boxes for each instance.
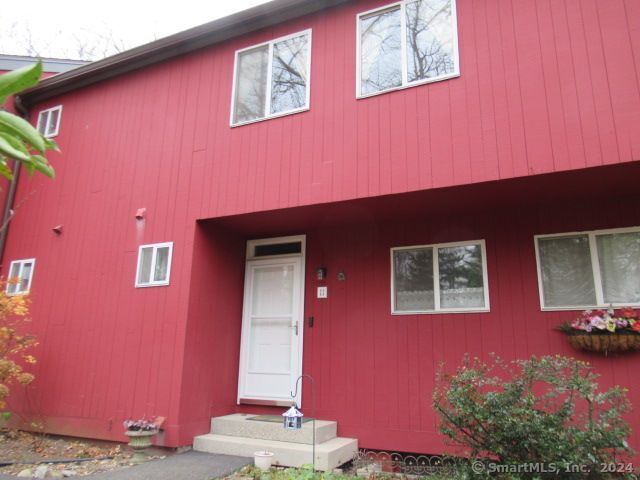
[19,0,350,107]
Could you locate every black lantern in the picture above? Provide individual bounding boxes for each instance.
[282,404,304,430]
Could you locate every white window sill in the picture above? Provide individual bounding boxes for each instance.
[541,303,640,312]
[230,106,310,128]
[357,72,460,100]
[135,282,170,288]
[392,308,490,315]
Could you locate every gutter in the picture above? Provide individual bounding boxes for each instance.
[18,0,351,108]
[0,97,27,265]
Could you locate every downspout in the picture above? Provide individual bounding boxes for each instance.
[0,95,27,266]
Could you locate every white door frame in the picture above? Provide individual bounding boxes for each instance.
[237,235,306,407]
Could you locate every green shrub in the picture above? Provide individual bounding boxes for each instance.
[433,355,634,479]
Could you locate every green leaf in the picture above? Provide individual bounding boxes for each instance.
[0,61,42,104]
[0,134,30,161]
[0,159,14,180]
[23,158,35,175]
[0,110,45,153]
[31,155,55,178]
[43,136,60,152]
[1,411,11,421]
[0,131,29,155]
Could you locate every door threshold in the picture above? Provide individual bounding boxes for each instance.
[239,398,295,407]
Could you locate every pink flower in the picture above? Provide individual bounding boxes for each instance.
[590,316,606,330]
[616,318,629,329]
[571,319,587,331]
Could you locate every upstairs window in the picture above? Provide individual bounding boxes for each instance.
[36,105,62,138]
[357,0,459,97]
[6,258,35,295]
[136,242,173,287]
[391,240,489,314]
[535,227,640,309]
[231,30,312,126]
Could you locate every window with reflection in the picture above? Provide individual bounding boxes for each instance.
[232,30,311,125]
[358,0,459,97]
[536,228,640,309]
[136,242,174,287]
[6,259,35,295]
[392,240,489,314]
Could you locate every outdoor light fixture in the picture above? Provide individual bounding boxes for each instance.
[135,208,146,220]
[283,374,316,470]
[316,267,327,281]
[52,225,63,235]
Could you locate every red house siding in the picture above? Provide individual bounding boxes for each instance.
[1,0,639,455]
[177,170,640,454]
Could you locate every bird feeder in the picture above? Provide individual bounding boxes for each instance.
[282,404,304,430]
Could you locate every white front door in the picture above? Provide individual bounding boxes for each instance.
[237,241,305,406]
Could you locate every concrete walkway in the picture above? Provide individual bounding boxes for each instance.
[0,451,251,480]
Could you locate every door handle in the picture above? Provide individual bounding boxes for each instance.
[291,321,298,336]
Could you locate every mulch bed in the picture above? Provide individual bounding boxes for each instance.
[0,431,169,477]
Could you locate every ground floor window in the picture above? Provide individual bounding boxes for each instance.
[136,242,173,287]
[5,258,35,295]
[535,227,640,309]
[391,240,489,314]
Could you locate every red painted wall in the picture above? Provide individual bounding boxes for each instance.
[187,175,640,455]
[1,0,639,451]
[176,223,245,445]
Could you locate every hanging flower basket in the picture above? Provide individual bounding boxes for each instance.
[566,332,640,354]
[558,307,640,355]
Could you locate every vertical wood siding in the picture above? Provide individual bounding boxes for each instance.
[299,195,640,454]
[1,0,639,449]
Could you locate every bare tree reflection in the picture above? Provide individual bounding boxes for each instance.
[271,35,309,114]
[406,0,455,82]
[360,0,455,94]
[360,8,402,95]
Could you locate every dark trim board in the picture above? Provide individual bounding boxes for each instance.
[18,0,351,107]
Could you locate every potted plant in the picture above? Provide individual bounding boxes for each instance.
[557,307,640,354]
[123,417,158,463]
[253,450,275,470]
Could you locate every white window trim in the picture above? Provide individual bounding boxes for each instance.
[356,0,460,99]
[230,29,313,127]
[5,258,36,296]
[135,242,174,288]
[534,226,640,311]
[390,239,490,315]
[246,235,306,260]
[36,105,63,138]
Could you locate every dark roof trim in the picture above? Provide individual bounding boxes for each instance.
[19,0,351,108]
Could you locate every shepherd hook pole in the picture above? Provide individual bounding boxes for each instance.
[291,374,315,470]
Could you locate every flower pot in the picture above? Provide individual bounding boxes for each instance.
[566,333,640,354]
[125,429,158,463]
[254,451,275,470]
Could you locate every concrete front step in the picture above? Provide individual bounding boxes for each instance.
[211,414,337,445]
[193,433,358,472]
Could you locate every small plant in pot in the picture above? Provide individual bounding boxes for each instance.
[123,417,158,463]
